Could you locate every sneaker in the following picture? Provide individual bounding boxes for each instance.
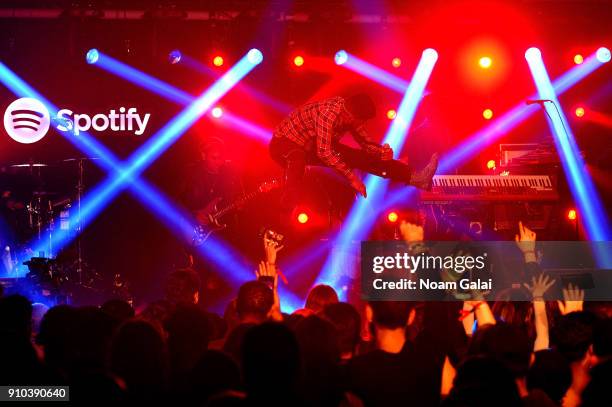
[409,153,439,190]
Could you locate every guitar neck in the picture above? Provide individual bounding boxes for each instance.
[214,190,258,218]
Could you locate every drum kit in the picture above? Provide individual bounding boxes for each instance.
[0,158,106,301]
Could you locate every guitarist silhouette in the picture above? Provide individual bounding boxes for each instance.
[181,137,244,239]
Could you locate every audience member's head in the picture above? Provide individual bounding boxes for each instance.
[101,299,134,327]
[110,320,168,399]
[36,305,78,374]
[527,349,572,404]
[186,350,241,403]
[241,323,300,402]
[294,316,343,406]
[305,284,339,314]
[70,306,115,375]
[322,302,361,359]
[591,317,612,365]
[138,299,174,338]
[580,358,612,407]
[236,281,274,323]
[552,311,597,364]
[0,294,44,384]
[443,356,522,407]
[165,268,200,305]
[0,294,32,340]
[368,300,414,330]
[468,323,531,379]
[165,303,210,377]
[31,302,49,336]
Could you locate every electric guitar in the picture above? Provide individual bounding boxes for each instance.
[191,179,281,246]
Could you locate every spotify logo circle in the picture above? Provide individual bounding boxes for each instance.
[4,97,50,144]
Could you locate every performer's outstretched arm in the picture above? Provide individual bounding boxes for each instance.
[315,109,367,197]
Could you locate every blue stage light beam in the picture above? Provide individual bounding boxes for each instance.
[334,50,432,97]
[172,50,293,114]
[383,50,610,211]
[317,49,439,294]
[89,50,194,105]
[0,62,254,279]
[90,51,273,143]
[525,47,610,243]
[92,49,262,191]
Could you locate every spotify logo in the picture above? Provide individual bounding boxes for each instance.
[3,97,51,144]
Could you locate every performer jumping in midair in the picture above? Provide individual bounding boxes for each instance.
[269,94,438,199]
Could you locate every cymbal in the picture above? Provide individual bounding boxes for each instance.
[32,191,58,197]
[10,163,48,168]
[61,157,101,162]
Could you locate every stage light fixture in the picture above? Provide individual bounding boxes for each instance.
[297,212,309,224]
[169,50,182,64]
[213,55,224,67]
[293,55,304,67]
[567,209,577,221]
[479,56,492,69]
[211,107,223,118]
[247,49,263,65]
[574,54,584,65]
[391,57,401,68]
[575,107,585,118]
[386,109,397,120]
[387,211,399,223]
[596,47,611,63]
[86,49,99,64]
[486,159,496,170]
[334,50,348,65]
[483,108,493,120]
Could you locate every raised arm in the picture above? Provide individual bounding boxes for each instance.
[524,274,555,350]
[315,109,367,197]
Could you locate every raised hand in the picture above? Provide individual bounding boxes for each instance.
[557,283,585,315]
[400,220,424,243]
[263,236,284,266]
[257,261,282,321]
[381,143,393,161]
[524,273,556,300]
[350,175,367,198]
[515,221,537,263]
[515,221,536,252]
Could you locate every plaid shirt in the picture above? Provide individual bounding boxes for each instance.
[274,97,384,181]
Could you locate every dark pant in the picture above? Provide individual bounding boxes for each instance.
[269,136,412,187]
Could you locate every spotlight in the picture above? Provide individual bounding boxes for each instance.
[169,50,182,64]
[247,49,263,65]
[293,55,304,67]
[334,50,348,65]
[486,159,496,170]
[483,108,493,120]
[575,107,585,118]
[212,55,224,67]
[596,47,611,63]
[297,212,309,224]
[478,56,492,69]
[567,208,577,221]
[86,49,99,65]
[391,57,401,68]
[387,211,399,223]
[386,109,397,120]
[525,47,541,60]
[574,54,584,65]
[211,107,223,118]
